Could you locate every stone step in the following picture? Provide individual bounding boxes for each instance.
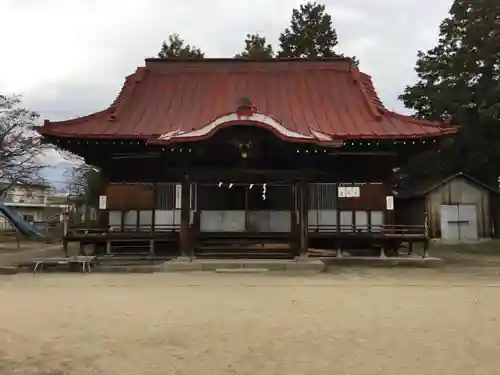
[93,264,163,273]
[162,259,325,273]
[195,252,294,259]
[215,268,270,274]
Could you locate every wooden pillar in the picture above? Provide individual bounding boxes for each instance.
[79,242,85,256]
[149,239,155,256]
[336,184,341,233]
[422,241,429,258]
[290,184,297,252]
[244,186,249,231]
[408,241,413,256]
[97,177,109,229]
[422,209,429,258]
[63,240,69,257]
[179,174,192,258]
[120,210,125,232]
[151,182,156,233]
[298,180,309,258]
[384,182,395,228]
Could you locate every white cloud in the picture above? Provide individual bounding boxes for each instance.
[1,0,452,105]
[1,0,454,180]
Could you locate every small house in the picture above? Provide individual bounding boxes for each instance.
[396,173,498,242]
[0,183,69,229]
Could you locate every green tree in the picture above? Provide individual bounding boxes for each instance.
[157,33,205,59]
[277,1,358,65]
[234,33,274,59]
[399,0,500,184]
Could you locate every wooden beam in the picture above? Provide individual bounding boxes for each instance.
[298,180,309,258]
[120,210,125,232]
[157,168,316,183]
[151,182,156,233]
[290,184,299,255]
[179,174,191,258]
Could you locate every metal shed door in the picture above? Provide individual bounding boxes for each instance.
[440,204,478,241]
[457,204,478,241]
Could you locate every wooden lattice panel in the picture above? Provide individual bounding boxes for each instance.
[105,183,154,210]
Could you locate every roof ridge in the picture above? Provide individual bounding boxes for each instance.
[145,57,352,63]
[145,59,353,74]
[149,66,350,73]
[356,73,455,130]
[359,73,386,109]
[108,67,146,121]
[350,67,382,121]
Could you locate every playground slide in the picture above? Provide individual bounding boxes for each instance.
[0,203,44,237]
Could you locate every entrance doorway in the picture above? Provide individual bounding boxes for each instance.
[198,183,293,233]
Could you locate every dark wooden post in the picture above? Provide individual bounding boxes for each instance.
[151,182,156,233]
[422,210,429,258]
[384,182,395,227]
[298,180,309,259]
[120,210,125,232]
[244,186,249,231]
[179,174,192,258]
[290,183,297,253]
[382,181,394,258]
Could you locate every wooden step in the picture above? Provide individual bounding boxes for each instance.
[198,232,290,237]
[198,236,291,242]
[197,240,290,247]
[196,253,294,259]
[196,245,291,252]
[198,243,291,248]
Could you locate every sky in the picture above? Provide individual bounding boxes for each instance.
[0,0,453,187]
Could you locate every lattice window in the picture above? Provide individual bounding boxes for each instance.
[309,183,337,209]
[155,183,197,210]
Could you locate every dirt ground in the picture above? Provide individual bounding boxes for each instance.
[1,271,500,375]
[0,242,63,266]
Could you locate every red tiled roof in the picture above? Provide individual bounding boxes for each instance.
[39,58,456,145]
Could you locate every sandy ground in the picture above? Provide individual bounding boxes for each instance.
[1,271,500,375]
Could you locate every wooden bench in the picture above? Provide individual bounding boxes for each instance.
[29,256,96,273]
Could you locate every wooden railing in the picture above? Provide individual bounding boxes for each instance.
[69,224,426,236]
[120,224,180,232]
[307,224,427,236]
[68,224,180,236]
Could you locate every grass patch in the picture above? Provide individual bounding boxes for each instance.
[431,240,500,255]
[426,239,500,266]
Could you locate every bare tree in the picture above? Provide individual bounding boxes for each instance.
[59,150,101,206]
[67,163,100,199]
[0,94,47,195]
